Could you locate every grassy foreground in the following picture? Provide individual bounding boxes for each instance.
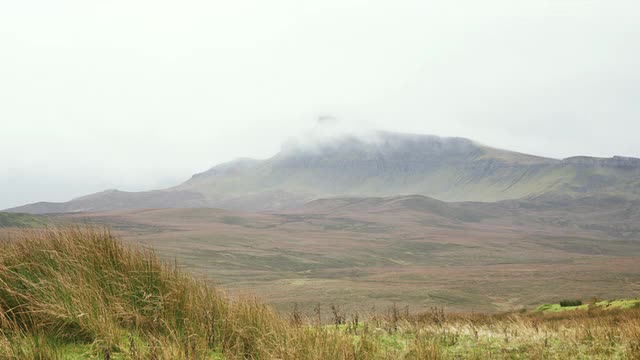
[0,228,639,359]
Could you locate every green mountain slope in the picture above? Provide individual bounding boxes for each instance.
[178,132,640,210]
[7,131,640,213]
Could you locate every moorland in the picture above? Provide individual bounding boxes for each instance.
[1,228,638,359]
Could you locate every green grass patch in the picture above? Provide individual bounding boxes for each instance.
[0,212,51,228]
[536,298,640,312]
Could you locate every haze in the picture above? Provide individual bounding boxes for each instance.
[1,0,639,209]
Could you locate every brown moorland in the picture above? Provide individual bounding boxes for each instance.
[1,227,639,359]
[46,194,640,314]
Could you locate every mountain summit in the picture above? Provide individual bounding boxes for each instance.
[7,131,640,213]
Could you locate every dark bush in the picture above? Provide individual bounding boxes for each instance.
[559,299,582,307]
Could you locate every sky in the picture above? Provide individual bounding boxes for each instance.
[1,0,639,209]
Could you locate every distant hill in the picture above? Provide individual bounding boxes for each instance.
[0,212,52,227]
[7,131,640,213]
[6,189,208,214]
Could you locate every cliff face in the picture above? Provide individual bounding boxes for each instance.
[7,131,640,214]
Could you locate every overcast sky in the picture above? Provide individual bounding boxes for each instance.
[1,0,639,209]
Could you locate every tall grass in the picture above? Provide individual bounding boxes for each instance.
[0,228,365,359]
[0,227,638,359]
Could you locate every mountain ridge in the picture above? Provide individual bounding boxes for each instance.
[7,131,640,214]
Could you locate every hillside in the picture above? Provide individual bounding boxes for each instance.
[7,131,640,213]
[0,212,52,227]
[7,191,638,313]
[5,189,208,214]
[57,194,640,313]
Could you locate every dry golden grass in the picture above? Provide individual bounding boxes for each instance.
[0,227,638,359]
[0,228,365,359]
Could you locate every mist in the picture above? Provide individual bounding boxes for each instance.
[1,0,639,209]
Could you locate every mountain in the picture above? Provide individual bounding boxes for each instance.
[7,131,640,214]
[6,189,207,214]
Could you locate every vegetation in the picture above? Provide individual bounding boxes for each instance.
[1,228,639,359]
[559,299,583,307]
[62,200,640,315]
[537,299,640,313]
[0,228,371,359]
[0,212,51,228]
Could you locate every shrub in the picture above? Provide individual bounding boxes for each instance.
[559,299,583,307]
